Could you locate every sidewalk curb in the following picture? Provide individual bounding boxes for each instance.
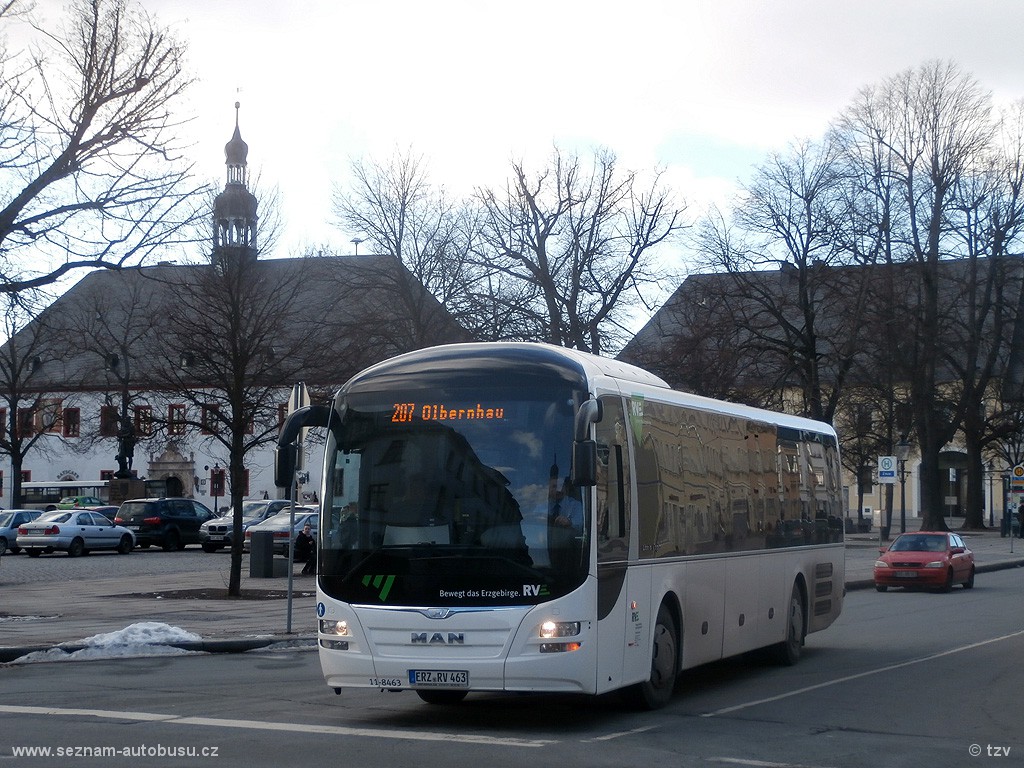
[0,635,317,665]
[845,557,1024,591]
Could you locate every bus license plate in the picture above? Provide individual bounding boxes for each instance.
[409,669,469,687]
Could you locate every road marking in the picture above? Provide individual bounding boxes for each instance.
[708,759,835,768]
[0,704,554,748]
[702,628,1024,718]
[585,725,658,741]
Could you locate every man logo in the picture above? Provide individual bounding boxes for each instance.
[411,632,465,645]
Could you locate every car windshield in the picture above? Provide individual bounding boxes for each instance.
[0,512,12,527]
[891,534,947,552]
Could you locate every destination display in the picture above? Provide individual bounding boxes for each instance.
[391,402,506,423]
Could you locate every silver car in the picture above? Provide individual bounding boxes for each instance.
[243,507,318,557]
[199,499,293,552]
[0,509,42,555]
[17,510,135,557]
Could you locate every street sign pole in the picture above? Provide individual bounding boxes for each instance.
[878,456,897,542]
[285,382,310,634]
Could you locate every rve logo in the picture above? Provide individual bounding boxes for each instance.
[523,584,550,597]
[362,574,396,601]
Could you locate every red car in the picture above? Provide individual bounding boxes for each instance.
[874,531,975,592]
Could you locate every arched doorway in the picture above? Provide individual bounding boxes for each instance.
[164,475,184,497]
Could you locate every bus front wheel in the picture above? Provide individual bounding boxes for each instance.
[625,603,678,710]
[773,583,805,666]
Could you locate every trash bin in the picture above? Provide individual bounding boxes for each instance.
[249,531,286,577]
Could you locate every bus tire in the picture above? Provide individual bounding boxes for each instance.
[416,690,468,705]
[625,603,678,710]
[773,582,805,666]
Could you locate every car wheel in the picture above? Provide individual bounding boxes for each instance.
[162,530,180,552]
[623,602,678,709]
[27,548,42,557]
[201,543,219,553]
[415,690,468,705]
[963,567,975,589]
[0,537,6,555]
[9,545,20,555]
[117,534,133,554]
[773,583,805,666]
[942,568,954,593]
[67,538,85,557]
[875,584,888,592]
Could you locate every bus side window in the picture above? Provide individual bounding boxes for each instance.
[596,396,630,562]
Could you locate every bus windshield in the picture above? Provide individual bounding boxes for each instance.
[319,382,589,607]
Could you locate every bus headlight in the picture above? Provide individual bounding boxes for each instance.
[539,620,582,652]
[539,620,581,638]
[320,619,350,636]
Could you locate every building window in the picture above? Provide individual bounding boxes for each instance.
[20,469,30,482]
[63,407,81,438]
[100,469,114,482]
[38,399,62,433]
[0,407,7,435]
[99,405,119,437]
[201,404,220,435]
[17,408,35,437]
[134,405,153,437]
[168,404,187,436]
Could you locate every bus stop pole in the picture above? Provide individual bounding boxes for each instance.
[286,443,297,634]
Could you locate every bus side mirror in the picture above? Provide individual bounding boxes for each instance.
[571,440,598,487]
[275,404,333,489]
[571,399,603,487]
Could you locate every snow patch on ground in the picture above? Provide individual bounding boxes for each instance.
[12,622,205,663]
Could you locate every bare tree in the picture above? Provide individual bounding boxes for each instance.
[332,148,486,339]
[0,293,73,505]
[836,61,1006,530]
[0,0,204,293]
[693,138,866,423]
[475,146,685,355]
[150,248,332,596]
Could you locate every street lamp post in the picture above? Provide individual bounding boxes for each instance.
[895,437,911,534]
[987,460,994,528]
[205,462,223,515]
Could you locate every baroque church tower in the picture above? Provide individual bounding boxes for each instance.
[212,102,258,267]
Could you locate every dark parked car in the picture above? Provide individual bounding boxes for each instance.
[114,498,217,551]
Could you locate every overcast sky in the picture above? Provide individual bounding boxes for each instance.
[26,0,1024,262]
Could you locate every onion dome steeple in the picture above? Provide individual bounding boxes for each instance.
[213,102,258,262]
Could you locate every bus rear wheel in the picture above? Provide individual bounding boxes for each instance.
[416,690,468,705]
[625,603,678,710]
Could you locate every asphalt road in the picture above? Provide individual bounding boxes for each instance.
[2,568,1021,768]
